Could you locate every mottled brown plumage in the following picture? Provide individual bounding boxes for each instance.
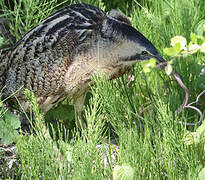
[0,4,179,126]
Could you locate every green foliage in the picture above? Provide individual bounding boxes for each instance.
[45,104,75,127]
[81,0,106,10]
[0,110,20,144]
[142,30,205,75]
[0,0,205,179]
[0,93,21,145]
[161,28,205,147]
[16,77,109,179]
[199,167,205,180]
[183,118,205,145]
[165,63,173,75]
[141,58,156,73]
[0,0,69,43]
[99,0,134,13]
[16,133,70,179]
[163,33,205,57]
[113,164,135,180]
[0,36,4,46]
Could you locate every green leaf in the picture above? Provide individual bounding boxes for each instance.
[143,66,151,73]
[149,58,156,67]
[5,112,21,129]
[173,42,181,53]
[0,100,3,107]
[46,104,75,121]
[113,164,135,180]
[0,120,6,137]
[195,20,205,35]
[165,64,173,75]
[197,36,205,45]
[0,111,21,145]
[170,36,187,50]
[0,36,4,46]
[141,58,156,73]
[1,130,19,144]
[163,47,177,57]
[190,32,198,44]
[184,117,205,145]
[183,131,201,145]
[198,167,205,180]
[196,118,205,133]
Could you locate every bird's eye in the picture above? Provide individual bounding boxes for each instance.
[141,51,148,55]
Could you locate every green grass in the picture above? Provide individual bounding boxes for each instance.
[0,0,205,179]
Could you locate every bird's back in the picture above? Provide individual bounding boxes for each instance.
[1,3,153,113]
[1,4,106,101]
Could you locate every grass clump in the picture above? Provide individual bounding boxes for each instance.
[0,0,69,43]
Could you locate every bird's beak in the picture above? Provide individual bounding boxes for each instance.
[154,54,168,70]
[156,54,166,63]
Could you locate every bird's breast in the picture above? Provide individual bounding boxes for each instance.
[64,55,132,95]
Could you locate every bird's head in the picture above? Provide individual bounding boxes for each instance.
[65,4,165,66]
[100,9,166,66]
[68,4,189,112]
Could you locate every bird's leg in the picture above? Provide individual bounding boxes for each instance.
[73,92,87,130]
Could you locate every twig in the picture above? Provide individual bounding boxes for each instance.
[178,90,205,126]
[157,62,204,126]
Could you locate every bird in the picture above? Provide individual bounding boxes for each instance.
[0,3,179,127]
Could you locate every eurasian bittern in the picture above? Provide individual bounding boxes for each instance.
[0,4,189,127]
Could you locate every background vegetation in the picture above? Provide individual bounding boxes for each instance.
[0,0,204,179]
